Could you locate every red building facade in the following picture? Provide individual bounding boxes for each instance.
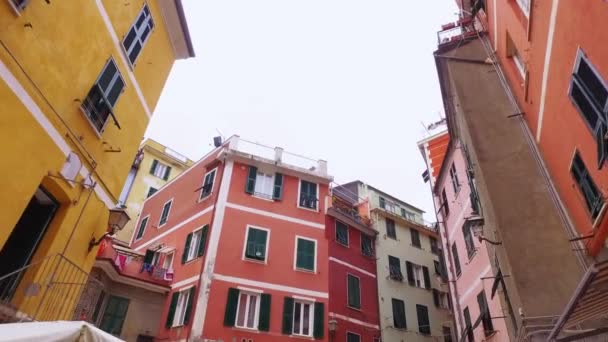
[129,136,332,341]
[326,189,380,342]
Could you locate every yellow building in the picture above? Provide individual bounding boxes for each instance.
[115,138,193,244]
[0,0,193,321]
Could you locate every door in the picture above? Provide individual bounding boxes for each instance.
[99,295,130,336]
[0,187,58,298]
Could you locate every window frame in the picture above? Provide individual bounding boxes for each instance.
[515,0,531,18]
[385,218,397,239]
[452,242,462,277]
[335,221,349,247]
[186,228,204,262]
[151,160,169,179]
[134,215,149,241]
[361,234,374,257]
[441,189,450,217]
[8,0,30,15]
[346,332,361,342]
[163,251,175,270]
[292,299,315,337]
[391,298,407,330]
[388,255,403,281]
[298,179,319,211]
[121,2,155,68]
[570,152,604,220]
[410,228,421,248]
[99,295,130,336]
[430,236,439,255]
[172,288,191,327]
[412,263,426,288]
[235,290,261,330]
[158,198,173,227]
[416,304,431,335]
[346,274,361,310]
[242,225,270,264]
[449,163,461,194]
[146,187,158,198]
[463,222,476,259]
[253,171,275,199]
[199,168,217,200]
[294,236,317,273]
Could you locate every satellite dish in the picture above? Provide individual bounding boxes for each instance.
[213,136,223,147]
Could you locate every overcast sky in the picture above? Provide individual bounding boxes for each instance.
[145,0,457,219]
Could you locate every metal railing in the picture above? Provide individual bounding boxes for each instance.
[330,196,372,227]
[0,253,103,323]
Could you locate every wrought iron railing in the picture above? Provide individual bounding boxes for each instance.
[0,253,103,323]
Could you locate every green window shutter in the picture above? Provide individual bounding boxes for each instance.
[406,261,415,286]
[182,233,192,264]
[223,288,239,326]
[273,173,284,200]
[143,250,154,264]
[313,302,324,339]
[281,297,294,334]
[197,226,209,257]
[163,166,172,180]
[165,292,179,329]
[245,166,257,194]
[296,239,315,271]
[245,228,267,261]
[183,287,196,325]
[423,266,431,290]
[150,159,158,174]
[347,275,360,309]
[258,293,271,331]
[432,289,440,307]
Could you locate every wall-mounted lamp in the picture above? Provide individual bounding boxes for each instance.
[88,208,130,251]
[328,319,338,341]
[471,222,502,246]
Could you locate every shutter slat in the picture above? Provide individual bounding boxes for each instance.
[223,288,239,326]
[165,292,179,329]
[433,289,440,307]
[406,261,415,286]
[258,293,271,331]
[182,233,192,264]
[150,159,158,174]
[164,166,172,180]
[423,266,431,290]
[273,173,284,200]
[281,297,294,334]
[197,225,209,257]
[183,287,195,324]
[245,166,257,194]
[313,302,324,339]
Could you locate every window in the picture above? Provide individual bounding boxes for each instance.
[515,0,530,17]
[430,237,439,255]
[166,287,195,328]
[434,260,441,276]
[236,292,261,329]
[570,50,608,168]
[182,226,208,263]
[134,216,149,240]
[163,251,174,270]
[123,3,154,66]
[477,290,494,336]
[416,304,430,335]
[506,32,526,78]
[347,274,361,309]
[150,160,171,180]
[379,197,386,209]
[224,288,271,331]
[406,261,430,289]
[335,221,349,246]
[443,326,453,342]
[401,207,407,217]
[244,227,269,262]
[433,290,450,310]
[571,153,604,219]
[380,197,396,213]
[295,237,316,272]
[386,218,396,239]
[8,0,30,13]
[391,298,407,329]
[361,234,374,257]
[449,163,461,194]
[292,300,314,336]
[441,189,450,217]
[81,59,125,134]
[410,229,421,248]
[245,166,284,200]
[159,200,172,226]
[146,187,158,198]
[200,169,216,199]
[463,222,476,258]
[452,243,461,277]
[99,295,130,335]
[388,256,403,281]
[299,180,318,210]
[463,307,474,342]
[347,332,361,342]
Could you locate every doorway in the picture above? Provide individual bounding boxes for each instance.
[0,187,59,298]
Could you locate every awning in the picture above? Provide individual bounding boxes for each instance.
[0,320,124,342]
[548,260,608,340]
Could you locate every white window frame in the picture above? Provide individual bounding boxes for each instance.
[186,228,203,262]
[346,273,361,310]
[413,263,426,288]
[151,161,169,179]
[158,198,173,227]
[199,168,217,200]
[335,220,349,247]
[242,225,271,264]
[252,171,275,199]
[513,50,527,78]
[297,179,319,212]
[133,215,149,242]
[293,236,318,273]
[7,0,30,15]
[122,2,155,68]
[292,299,314,337]
[515,0,530,18]
[346,331,362,342]
[235,291,261,330]
[163,251,174,270]
[172,288,191,327]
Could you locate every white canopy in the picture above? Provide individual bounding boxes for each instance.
[0,321,124,342]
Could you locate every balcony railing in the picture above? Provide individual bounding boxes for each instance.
[330,196,372,227]
[0,253,103,323]
[437,17,477,46]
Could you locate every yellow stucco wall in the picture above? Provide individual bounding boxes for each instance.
[115,139,193,243]
[0,0,184,319]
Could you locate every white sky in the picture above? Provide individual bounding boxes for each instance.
[146,0,458,219]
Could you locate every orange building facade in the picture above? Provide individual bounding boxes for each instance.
[129,136,332,341]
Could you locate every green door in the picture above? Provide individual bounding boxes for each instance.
[99,295,130,336]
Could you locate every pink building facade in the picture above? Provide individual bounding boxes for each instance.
[419,132,510,342]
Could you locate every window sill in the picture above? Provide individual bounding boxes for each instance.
[243,257,267,265]
[295,267,316,274]
[158,222,168,229]
[79,106,105,138]
[289,334,314,340]
[183,257,199,265]
[410,244,423,250]
[198,193,213,203]
[297,205,319,213]
[232,326,260,333]
[252,194,275,202]
[346,305,362,312]
[467,250,478,263]
[336,240,349,248]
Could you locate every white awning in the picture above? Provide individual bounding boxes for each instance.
[0,321,124,342]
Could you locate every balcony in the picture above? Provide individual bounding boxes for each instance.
[437,17,477,47]
[327,190,375,236]
[372,202,438,236]
[95,238,172,289]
